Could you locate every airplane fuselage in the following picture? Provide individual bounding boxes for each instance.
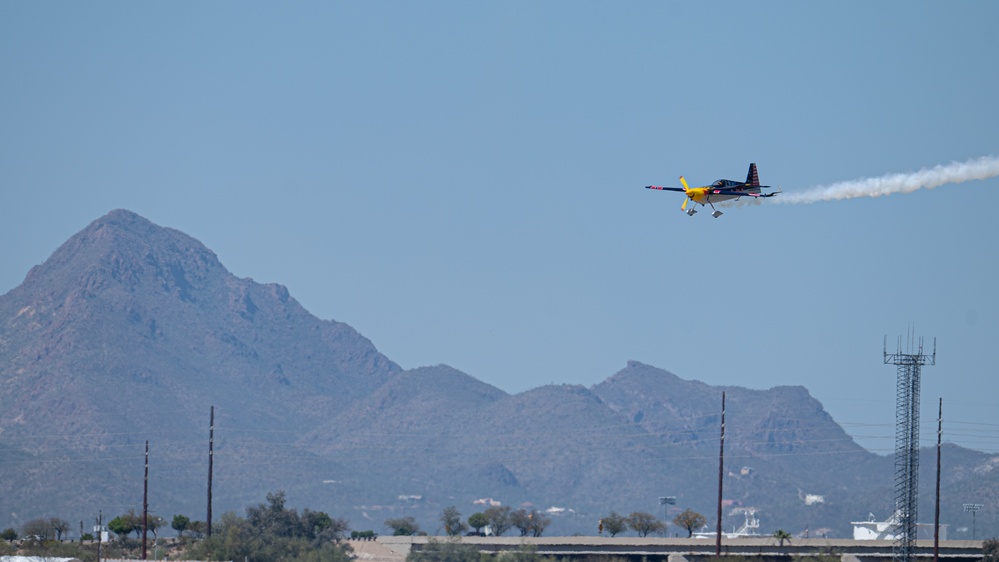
[687,180,762,206]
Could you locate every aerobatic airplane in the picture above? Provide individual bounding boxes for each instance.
[646,163,780,217]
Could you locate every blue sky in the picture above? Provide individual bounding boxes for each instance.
[3,2,998,454]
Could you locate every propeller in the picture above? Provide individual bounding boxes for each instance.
[679,176,692,211]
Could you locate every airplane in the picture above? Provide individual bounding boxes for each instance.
[645,163,780,217]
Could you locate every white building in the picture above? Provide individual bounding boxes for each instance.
[693,509,761,539]
[851,512,948,540]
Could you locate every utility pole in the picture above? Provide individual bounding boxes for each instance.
[934,399,942,562]
[207,405,214,538]
[715,391,725,556]
[96,510,102,562]
[143,440,149,560]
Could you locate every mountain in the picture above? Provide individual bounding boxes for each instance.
[1,210,996,539]
[1,210,399,441]
[0,209,401,521]
[590,362,888,533]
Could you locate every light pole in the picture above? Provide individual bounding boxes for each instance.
[660,496,677,536]
[963,504,983,539]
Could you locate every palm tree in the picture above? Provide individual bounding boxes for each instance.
[774,529,792,546]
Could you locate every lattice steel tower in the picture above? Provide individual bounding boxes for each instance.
[884,333,935,562]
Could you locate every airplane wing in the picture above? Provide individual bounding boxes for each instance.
[646,185,686,192]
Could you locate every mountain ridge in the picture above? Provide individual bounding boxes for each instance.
[1,209,995,538]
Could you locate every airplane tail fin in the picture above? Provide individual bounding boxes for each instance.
[746,163,761,187]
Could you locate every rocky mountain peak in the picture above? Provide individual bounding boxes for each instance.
[20,209,225,305]
[0,209,400,454]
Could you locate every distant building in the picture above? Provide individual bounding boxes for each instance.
[693,509,761,539]
[92,525,110,543]
[804,494,825,505]
[851,512,948,540]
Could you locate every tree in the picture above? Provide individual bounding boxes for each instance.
[601,512,627,537]
[237,489,349,545]
[385,517,420,536]
[302,509,349,543]
[1,528,16,542]
[187,520,207,539]
[510,509,550,538]
[302,509,332,536]
[322,517,350,543]
[627,512,664,537]
[774,529,792,547]
[22,518,52,541]
[467,512,488,536]
[146,515,164,539]
[123,510,143,538]
[49,518,70,541]
[510,509,532,537]
[984,538,999,562]
[105,510,144,539]
[672,509,707,538]
[439,506,467,536]
[528,511,551,538]
[183,506,354,562]
[246,491,300,538]
[108,513,138,541]
[484,506,512,537]
[172,514,190,537]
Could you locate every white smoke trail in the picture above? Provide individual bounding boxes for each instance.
[777,155,999,205]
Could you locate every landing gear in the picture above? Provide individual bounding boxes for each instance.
[709,201,723,218]
[686,208,697,216]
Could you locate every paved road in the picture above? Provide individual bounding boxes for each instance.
[376,536,985,561]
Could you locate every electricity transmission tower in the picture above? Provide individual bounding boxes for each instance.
[884,333,935,562]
